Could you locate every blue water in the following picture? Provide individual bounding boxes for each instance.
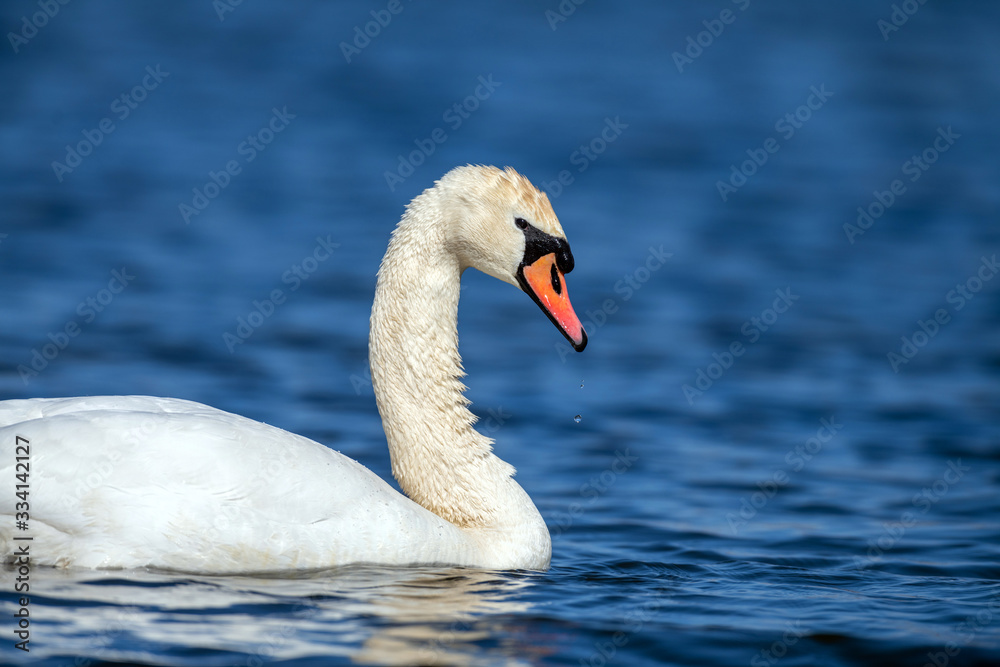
[2,1,1000,665]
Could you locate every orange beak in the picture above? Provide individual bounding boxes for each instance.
[518,252,587,351]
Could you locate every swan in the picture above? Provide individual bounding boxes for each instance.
[0,165,587,572]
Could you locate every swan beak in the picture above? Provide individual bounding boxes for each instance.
[519,253,588,352]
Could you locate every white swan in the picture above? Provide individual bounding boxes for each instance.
[0,165,587,572]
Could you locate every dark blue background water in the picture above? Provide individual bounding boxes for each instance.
[2,1,999,665]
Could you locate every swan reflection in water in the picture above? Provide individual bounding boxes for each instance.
[21,563,547,665]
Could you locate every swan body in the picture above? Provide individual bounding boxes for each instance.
[0,166,586,572]
[0,396,479,570]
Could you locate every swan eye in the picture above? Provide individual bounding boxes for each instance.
[515,217,529,230]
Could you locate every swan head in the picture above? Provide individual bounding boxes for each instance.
[436,165,588,352]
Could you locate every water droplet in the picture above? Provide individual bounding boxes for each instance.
[580,380,585,388]
[574,415,582,423]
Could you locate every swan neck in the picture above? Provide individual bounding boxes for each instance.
[369,203,515,530]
